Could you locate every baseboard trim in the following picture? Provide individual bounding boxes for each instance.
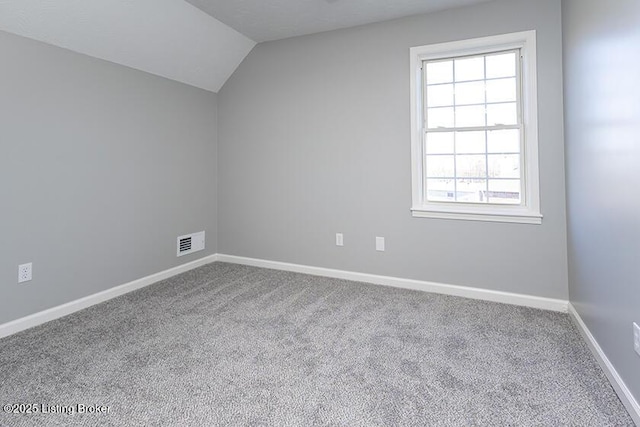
[216,254,568,312]
[0,254,219,340]
[568,303,640,425]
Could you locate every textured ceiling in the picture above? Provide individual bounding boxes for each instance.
[185,0,497,42]
[0,0,497,91]
[0,0,256,92]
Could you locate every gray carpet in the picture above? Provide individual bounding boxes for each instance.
[0,262,634,426]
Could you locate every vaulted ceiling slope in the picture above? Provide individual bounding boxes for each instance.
[0,0,256,92]
[0,0,498,92]
[185,0,496,42]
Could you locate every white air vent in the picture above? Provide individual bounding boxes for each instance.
[177,231,205,257]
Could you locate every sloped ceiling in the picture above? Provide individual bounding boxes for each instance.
[185,0,497,42]
[0,0,256,92]
[0,0,498,91]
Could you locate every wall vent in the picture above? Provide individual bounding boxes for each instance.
[177,231,205,257]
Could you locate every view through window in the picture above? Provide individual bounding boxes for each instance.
[424,50,523,205]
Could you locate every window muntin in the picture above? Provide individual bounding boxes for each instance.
[423,50,524,206]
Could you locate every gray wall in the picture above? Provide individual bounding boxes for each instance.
[563,0,640,404]
[0,31,218,324]
[218,0,568,299]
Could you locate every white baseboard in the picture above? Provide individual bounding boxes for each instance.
[216,254,568,312]
[0,254,219,340]
[1,252,567,340]
[568,303,640,425]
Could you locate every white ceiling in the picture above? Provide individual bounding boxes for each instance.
[0,0,255,92]
[185,0,496,42]
[0,0,496,92]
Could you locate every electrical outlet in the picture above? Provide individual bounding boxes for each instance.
[376,237,385,252]
[18,263,32,284]
[336,233,344,247]
[634,323,640,357]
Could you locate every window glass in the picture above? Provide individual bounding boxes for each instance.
[424,50,522,205]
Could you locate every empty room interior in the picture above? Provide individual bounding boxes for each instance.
[1,0,638,425]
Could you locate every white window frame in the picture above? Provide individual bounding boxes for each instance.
[410,31,542,225]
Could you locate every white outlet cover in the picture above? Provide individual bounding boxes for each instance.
[376,237,385,252]
[336,233,344,247]
[18,262,32,283]
[634,322,640,357]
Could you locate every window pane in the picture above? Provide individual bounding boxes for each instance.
[426,132,455,154]
[455,131,486,154]
[420,50,527,207]
[486,52,517,79]
[456,154,486,178]
[456,179,487,203]
[427,84,454,107]
[455,81,485,105]
[455,105,485,127]
[486,103,517,126]
[488,154,520,178]
[427,107,454,128]
[426,60,453,84]
[487,129,520,153]
[454,57,484,82]
[426,179,455,202]
[426,155,454,177]
[486,78,517,103]
[488,179,521,204]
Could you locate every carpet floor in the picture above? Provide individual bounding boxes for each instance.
[0,262,634,426]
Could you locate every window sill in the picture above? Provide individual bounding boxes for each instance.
[411,206,543,225]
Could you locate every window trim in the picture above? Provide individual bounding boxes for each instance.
[410,31,542,225]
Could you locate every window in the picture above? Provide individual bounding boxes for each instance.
[410,31,542,224]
